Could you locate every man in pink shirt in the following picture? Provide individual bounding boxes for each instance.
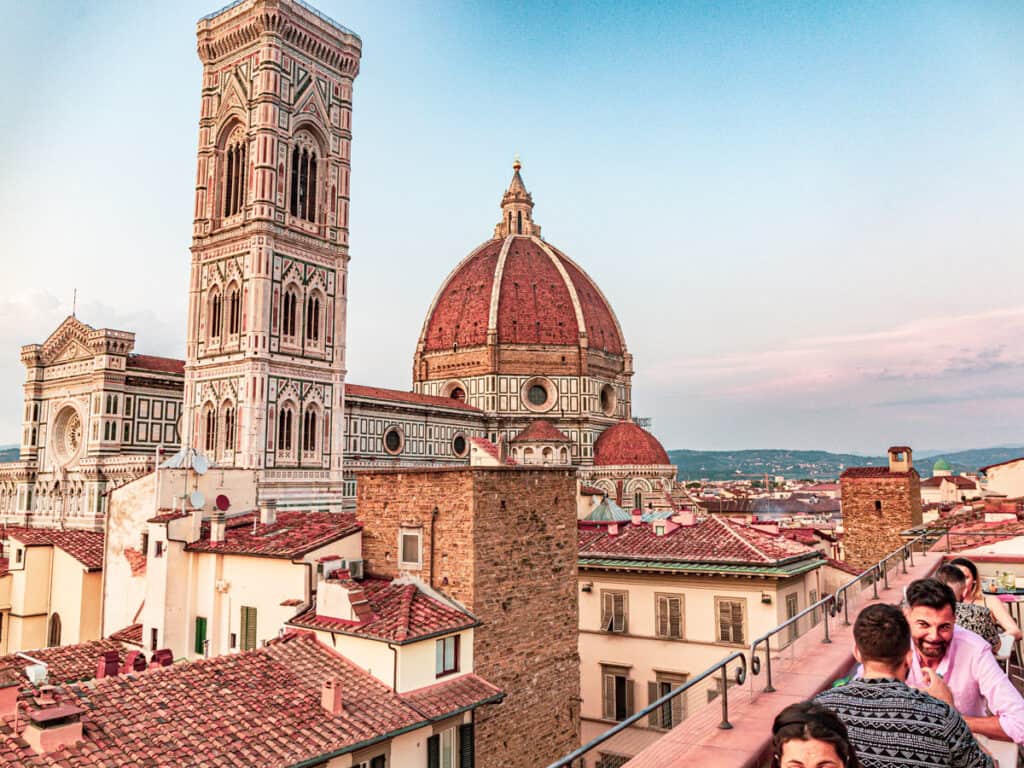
[904,579,1024,745]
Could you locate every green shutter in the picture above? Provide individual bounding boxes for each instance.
[427,734,440,768]
[458,723,474,768]
[241,606,257,651]
[194,616,207,655]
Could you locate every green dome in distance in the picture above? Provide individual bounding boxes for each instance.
[933,458,951,472]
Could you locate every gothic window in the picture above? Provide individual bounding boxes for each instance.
[209,288,222,340]
[277,405,294,453]
[47,613,62,648]
[223,406,235,452]
[204,406,217,453]
[289,135,318,223]
[222,127,247,218]
[282,287,298,339]
[227,284,241,335]
[517,210,523,234]
[302,407,318,453]
[305,293,321,344]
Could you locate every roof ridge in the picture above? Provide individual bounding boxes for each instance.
[714,516,773,563]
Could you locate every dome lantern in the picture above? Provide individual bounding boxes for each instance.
[494,156,541,238]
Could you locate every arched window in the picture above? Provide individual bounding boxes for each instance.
[282,288,298,339]
[222,128,247,218]
[223,406,235,452]
[47,613,62,647]
[306,294,321,343]
[227,285,241,335]
[303,407,318,452]
[516,210,523,234]
[204,406,217,452]
[277,406,294,452]
[209,289,222,340]
[634,491,643,510]
[289,139,318,223]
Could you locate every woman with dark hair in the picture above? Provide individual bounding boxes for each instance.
[950,556,1022,642]
[772,702,860,768]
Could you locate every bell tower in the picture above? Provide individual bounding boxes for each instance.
[184,0,360,508]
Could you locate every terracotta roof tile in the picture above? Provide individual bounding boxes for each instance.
[108,624,143,647]
[980,456,1024,473]
[0,639,127,686]
[825,557,864,576]
[123,547,147,576]
[593,420,670,467]
[3,529,104,570]
[127,354,185,375]
[0,633,500,767]
[511,419,570,443]
[578,516,818,566]
[402,674,503,719]
[184,511,362,559]
[289,576,476,643]
[346,383,482,413]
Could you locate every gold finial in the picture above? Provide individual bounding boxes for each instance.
[512,154,521,172]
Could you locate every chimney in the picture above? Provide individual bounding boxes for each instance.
[210,511,226,543]
[321,677,343,716]
[260,498,277,526]
[888,446,913,473]
[631,509,643,526]
[23,704,84,755]
[95,650,120,680]
[0,681,18,719]
[187,507,203,544]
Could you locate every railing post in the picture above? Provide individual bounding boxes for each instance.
[883,558,890,590]
[872,566,879,599]
[822,600,832,644]
[842,588,851,626]
[908,539,915,567]
[763,640,775,693]
[901,546,908,574]
[719,665,734,729]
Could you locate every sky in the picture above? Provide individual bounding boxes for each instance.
[0,1,1022,454]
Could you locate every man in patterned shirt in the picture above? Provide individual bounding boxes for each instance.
[815,603,991,767]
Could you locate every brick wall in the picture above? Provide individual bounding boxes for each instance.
[357,466,581,768]
[841,473,922,570]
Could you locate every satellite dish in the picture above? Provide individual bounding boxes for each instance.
[216,494,230,511]
[189,490,206,509]
[192,454,209,475]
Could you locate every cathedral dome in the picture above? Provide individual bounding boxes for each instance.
[594,421,671,467]
[418,235,625,357]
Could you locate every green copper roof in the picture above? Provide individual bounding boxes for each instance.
[584,498,631,522]
[578,557,823,578]
[933,458,951,472]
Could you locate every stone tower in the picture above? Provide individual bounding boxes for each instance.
[840,446,923,570]
[184,0,360,508]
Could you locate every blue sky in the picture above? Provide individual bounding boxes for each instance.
[1,1,1022,453]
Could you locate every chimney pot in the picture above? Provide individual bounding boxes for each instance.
[210,511,226,543]
[260,498,277,526]
[321,677,343,716]
[23,704,84,755]
[630,509,643,526]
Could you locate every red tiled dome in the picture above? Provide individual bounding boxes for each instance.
[419,236,625,356]
[593,421,671,467]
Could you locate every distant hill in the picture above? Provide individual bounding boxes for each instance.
[0,444,18,463]
[669,446,1024,481]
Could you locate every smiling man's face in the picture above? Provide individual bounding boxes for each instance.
[906,604,956,661]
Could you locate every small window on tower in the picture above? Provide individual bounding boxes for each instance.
[874,500,883,514]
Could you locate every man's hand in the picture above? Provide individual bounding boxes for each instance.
[920,668,955,705]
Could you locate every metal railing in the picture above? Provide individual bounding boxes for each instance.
[545,652,748,768]
[750,593,835,693]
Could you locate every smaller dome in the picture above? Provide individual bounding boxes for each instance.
[933,458,951,472]
[594,421,670,467]
[511,419,570,443]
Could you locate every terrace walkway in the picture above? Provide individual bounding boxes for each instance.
[625,545,945,767]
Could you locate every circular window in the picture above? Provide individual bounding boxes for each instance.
[452,434,468,457]
[521,377,557,413]
[52,406,84,467]
[383,426,404,455]
[450,387,465,402]
[599,384,617,417]
[528,385,547,406]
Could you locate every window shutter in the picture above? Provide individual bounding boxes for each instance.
[241,606,257,651]
[458,723,474,768]
[731,603,744,645]
[613,594,626,633]
[647,682,660,727]
[657,597,668,638]
[602,673,615,720]
[370,757,386,768]
[427,734,440,768]
[601,593,612,631]
[671,690,684,727]
[717,601,731,642]
[625,679,635,717]
[194,616,207,655]
[669,597,682,639]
